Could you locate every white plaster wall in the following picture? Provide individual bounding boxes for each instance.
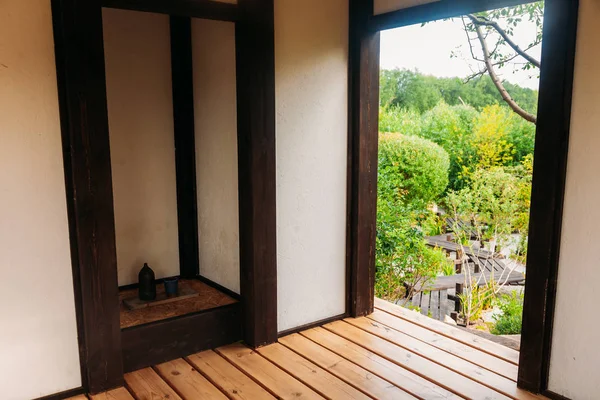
[548,0,600,398]
[103,8,180,285]
[192,19,240,294]
[0,1,82,398]
[275,0,349,332]
[374,0,440,15]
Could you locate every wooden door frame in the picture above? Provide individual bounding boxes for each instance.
[347,0,579,395]
[51,0,277,393]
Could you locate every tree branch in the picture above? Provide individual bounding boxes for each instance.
[469,15,537,124]
[468,14,541,68]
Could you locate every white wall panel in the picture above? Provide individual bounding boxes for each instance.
[548,0,600,398]
[192,19,240,294]
[275,0,349,332]
[0,1,81,398]
[103,9,180,286]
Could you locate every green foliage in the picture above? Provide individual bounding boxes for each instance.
[380,69,538,115]
[491,292,524,335]
[458,281,496,325]
[375,133,452,302]
[375,201,451,302]
[446,167,524,244]
[419,103,478,191]
[379,106,422,136]
[378,133,450,207]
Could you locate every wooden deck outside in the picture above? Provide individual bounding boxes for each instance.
[72,298,543,400]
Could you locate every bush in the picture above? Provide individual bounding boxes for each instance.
[491,292,524,335]
[378,133,450,207]
[375,200,452,301]
[379,106,422,135]
[420,103,478,191]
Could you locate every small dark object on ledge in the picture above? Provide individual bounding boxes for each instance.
[139,263,156,301]
[164,277,179,297]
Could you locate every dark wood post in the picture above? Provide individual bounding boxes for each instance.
[51,0,124,392]
[348,0,381,317]
[170,16,200,279]
[235,0,278,347]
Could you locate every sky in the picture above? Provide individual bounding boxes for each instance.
[380,16,542,90]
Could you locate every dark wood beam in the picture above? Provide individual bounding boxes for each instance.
[170,16,200,279]
[51,0,124,393]
[102,0,240,21]
[347,0,380,317]
[369,0,538,32]
[121,303,242,372]
[519,0,579,393]
[235,0,278,347]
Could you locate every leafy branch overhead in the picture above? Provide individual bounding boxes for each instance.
[459,2,543,123]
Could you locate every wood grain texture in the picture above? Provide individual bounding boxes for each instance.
[170,16,200,280]
[102,0,240,20]
[119,279,237,329]
[375,298,520,364]
[154,358,228,399]
[300,327,459,400]
[369,0,531,31]
[324,321,509,399]
[368,309,519,381]
[121,302,242,372]
[90,387,134,400]
[217,344,323,399]
[257,343,372,400]
[279,333,416,399]
[187,350,275,400]
[51,0,123,393]
[347,0,381,317]
[65,396,89,400]
[519,0,579,393]
[346,317,536,399]
[125,368,182,400]
[235,0,278,347]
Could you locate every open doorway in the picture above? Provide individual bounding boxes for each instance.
[348,0,578,394]
[375,2,543,347]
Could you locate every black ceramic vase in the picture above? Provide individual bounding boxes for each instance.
[139,263,156,301]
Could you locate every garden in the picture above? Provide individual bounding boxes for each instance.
[376,69,536,336]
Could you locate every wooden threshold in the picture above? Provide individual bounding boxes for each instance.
[89,298,544,400]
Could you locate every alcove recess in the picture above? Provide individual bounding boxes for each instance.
[102,7,241,371]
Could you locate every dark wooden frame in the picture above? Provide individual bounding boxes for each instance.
[347,0,381,317]
[355,0,579,395]
[235,0,278,347]
[102,0,240,21]
[519,0,579,395]
[121,302,242,372]
[51,0,278,394]
[170,16,200,279]
[51,0,124,393]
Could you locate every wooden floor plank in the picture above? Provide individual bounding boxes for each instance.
[66,396,89,400]
[217,343,323,400]
[257,342,372,400]
[124,368,182,400]
[279,333,417,399]
[300,327,460,400]
[154,358,228,399]
[89,387,134,400]
[345,317,536,400]
[375,297,520,364]
[368,309,519,381]
[324,320,510,400]
[187,350,276,400]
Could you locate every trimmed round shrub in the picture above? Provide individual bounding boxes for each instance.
[378,133,450,207]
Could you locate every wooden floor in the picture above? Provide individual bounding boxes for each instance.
[74,298,544,400]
